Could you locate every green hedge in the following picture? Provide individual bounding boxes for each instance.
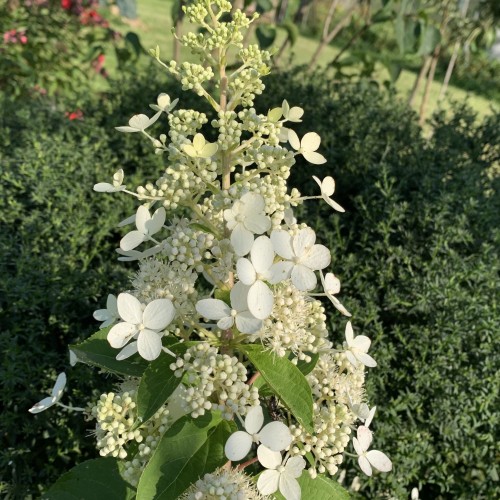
[1,67,498,498]
[0,95,160,498]
[261,72,499,498]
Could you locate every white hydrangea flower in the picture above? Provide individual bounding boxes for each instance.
[287,130,326,165]
[149,92,178,113]
[256,446,305,500]
[270,228,331,291]
[312,176,345,212]
[224,405,292,462]
[120,205,166,252]
[107,293,175,361]
[182,133,219,158]
[282,100,304,122]
[29,373,66,414]
[94,169,126,193]
[196,282,262,334]
[353,426,392,476]
[93,294,119,328]
[344,321,377,368]
[115,112,161,133]
[321,272,351,317]
[236,236,275,320]
[69,349,78,367]
[224,192,271,256]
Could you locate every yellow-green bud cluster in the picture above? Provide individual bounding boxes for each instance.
[212,111,243,151]
[122,405,170,486]
[289,353,365,477]
[161,217,217,273]
[170,342,259,420]
[91,391,141,459]
[168,109,208,142]
[168,61,215,97]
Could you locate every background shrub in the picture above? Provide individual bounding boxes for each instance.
[261,72,499,498]
[1,66,498,498]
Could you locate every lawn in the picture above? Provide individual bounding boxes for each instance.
[102,0,498,120]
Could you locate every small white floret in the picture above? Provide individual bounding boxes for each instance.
[224,405,292,462]
[29,373,66,414]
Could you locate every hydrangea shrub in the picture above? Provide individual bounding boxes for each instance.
[33,1,392,498]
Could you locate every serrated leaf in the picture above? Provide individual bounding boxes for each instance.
[41,458,135,500]
[241,345,314,433]
[70,328,148,377]
[136,412,235,499]
[136,351,182,427]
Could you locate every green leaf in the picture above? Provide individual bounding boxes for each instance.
[241,345,314,433]
[214,289,231,304]
[70,328,149,377]
[417,24,441,56]
[190,222,216,235]
[280,20,299,46]
[256,25,277,49]
[299,473,350,499]
[136,351,182,427]
[256,0,273,13]
[274,472,350,500]
[136,412,234,499]
[41,458,135,500]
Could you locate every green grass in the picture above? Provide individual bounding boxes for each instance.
[103,0,498,120]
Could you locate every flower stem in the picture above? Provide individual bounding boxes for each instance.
[247,371,261,385]
[237,456,259,470]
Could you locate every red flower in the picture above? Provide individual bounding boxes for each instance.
[61,0,72,10]
[65,110,84,120]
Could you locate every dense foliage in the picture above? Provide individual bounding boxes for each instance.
[0,96,159,498]
[263,72,499,499]
[1,64,498,498]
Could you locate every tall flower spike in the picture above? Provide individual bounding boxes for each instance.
[107,293,175,361]
[195,282,262,334]
[270,228,331,291]
[29,373,66,414]
[353,426,392,477]
[344,321,377,368]
[236,236,275,319]
[224,405,292,462]
[256,446,305,500]
[224,192,272,257]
